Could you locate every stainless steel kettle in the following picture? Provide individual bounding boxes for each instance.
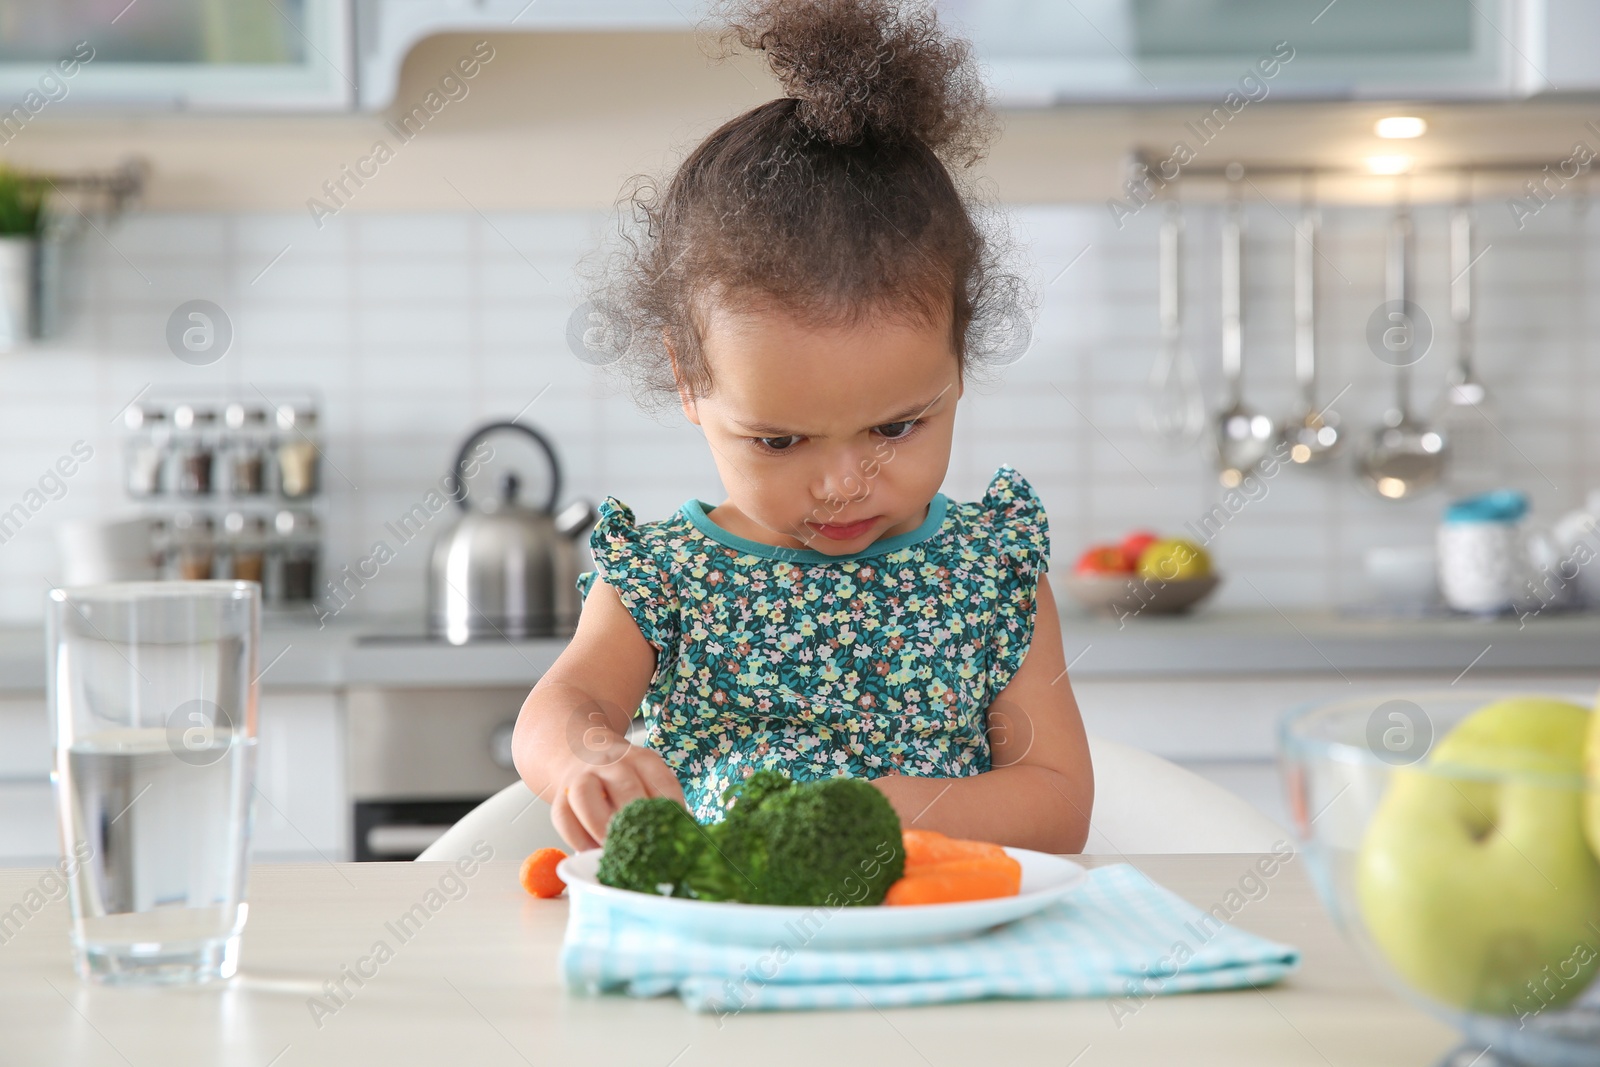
[426,421,595,644]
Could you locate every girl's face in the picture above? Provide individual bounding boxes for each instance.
[679,301,963,556]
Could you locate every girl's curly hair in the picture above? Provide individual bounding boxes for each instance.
[579,0,1034,412]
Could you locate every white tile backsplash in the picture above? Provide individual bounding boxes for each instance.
[0,201,1594,623]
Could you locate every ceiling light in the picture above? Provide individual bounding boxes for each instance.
[1366,155,1414,175]
[1376,116,1427,139]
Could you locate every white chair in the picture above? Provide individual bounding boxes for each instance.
[416,780,569,863]
[415,734,1289,863]
[1079,735,1288,855]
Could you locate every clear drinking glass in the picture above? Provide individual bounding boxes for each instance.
[46,580,260,984]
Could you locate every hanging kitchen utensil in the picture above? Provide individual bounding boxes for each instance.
[1213,176,1274,486]
[426,420,596,643]
[1279,173,1340,466]
[1140,198,1206,448]
[1434,172,1502,491]
[1356,193,1447,500]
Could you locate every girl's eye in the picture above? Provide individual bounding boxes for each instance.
[875,420,921,440]
[754,435,801,453]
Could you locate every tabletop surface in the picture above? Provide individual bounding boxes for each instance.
[0,853,1460,1066]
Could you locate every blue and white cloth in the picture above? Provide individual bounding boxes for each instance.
[560,863,1301,1013]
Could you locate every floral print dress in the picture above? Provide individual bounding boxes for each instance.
[574,465,1051,822]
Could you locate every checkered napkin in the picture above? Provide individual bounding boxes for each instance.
[560,863,1301,1012]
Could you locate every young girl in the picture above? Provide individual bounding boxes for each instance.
[513,0,1093,854]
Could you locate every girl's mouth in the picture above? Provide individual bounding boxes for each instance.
[806,516,879,541]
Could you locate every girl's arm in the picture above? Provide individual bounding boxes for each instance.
[511,580,685,851]
[868,571,1095,854]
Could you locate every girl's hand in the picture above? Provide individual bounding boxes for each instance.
[549,741,685,852]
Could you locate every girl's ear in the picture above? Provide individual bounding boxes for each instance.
[666,333,700,425]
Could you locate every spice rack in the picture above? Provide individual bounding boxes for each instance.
[121,391,324,609]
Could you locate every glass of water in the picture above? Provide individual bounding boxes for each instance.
[46,580,260,984]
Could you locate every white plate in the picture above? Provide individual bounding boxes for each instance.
[557,847,1088,949]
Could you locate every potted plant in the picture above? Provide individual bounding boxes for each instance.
[0,164,47,351]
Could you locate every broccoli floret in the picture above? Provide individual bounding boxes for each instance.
[719,768,795,820]
[595,796,705,896]
[597,773,906,907]
[730,777,906,906]
[676,769,796,902]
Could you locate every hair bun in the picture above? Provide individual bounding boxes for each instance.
[717,0,991,164]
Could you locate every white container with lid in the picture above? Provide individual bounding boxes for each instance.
[1437,489,1528,615]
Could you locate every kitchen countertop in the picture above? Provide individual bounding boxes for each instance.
[1,607,1596,695]
[0,854,1459,1066]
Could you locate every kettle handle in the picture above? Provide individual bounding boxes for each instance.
[451,420,563,513]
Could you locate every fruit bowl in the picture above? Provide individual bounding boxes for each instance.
[1279,691,1600,1067]
[1062,572,1221,617]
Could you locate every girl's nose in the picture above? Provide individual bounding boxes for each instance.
[812,448,874,508]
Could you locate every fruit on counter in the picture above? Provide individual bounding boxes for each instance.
[1136,538,1212,581]
[596,770,906,906]
[520,848,569,898]
[1119,530,1161,570]
[1585,687,1600,863]
[1357,696,1600,1016]
[1074,530,1213,580]
[886,829,1022,905]
[1075,544,1132,575]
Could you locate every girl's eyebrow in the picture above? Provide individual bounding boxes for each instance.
[739,390,948,438]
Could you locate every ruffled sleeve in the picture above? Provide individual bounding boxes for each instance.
[575,497,679,675]
[982,466,1050,694]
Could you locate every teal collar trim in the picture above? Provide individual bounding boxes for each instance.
[680,493,950,564]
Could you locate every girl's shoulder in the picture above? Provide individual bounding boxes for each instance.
[943,465,1050,567]
[588,496,696,563]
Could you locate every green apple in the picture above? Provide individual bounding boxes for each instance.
[1357,696,1600,1017]
[1585,687,1600,863]
[1135,539,1211,581]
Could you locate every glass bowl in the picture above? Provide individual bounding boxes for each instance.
[1280,690,1600,1067]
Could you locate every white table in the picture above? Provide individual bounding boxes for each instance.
[0,855,1459,1065]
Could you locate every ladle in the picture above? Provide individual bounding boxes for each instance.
[1434,174,1500,489]
[1279,174,1341,465]
[1213,178,1275,486]
[1141,198,1206,448]
[1356,195,1447,500]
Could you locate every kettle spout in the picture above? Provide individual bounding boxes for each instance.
[554,499,598,539]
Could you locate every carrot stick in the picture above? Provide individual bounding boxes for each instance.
[902,829,1007,867]
[885,865,1022,906]
[519,847,568,898]
[901,855,1022,881]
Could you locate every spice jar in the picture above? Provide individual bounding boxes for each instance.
[170,511,215,580]
[223,510,267,585]
[275,404,320,499]
[270,509,318,604]
[123,404,169,498]
[172,404,218,497]
[224,403,269,496]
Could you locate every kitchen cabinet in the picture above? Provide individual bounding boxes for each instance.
[354,0,689,108]
[0,0,693,113]
[0,689,348,867]
[252,690,348,863]
[940,0,1600,104]
[1074,671,1600,829]
[0,0,353,110]
[0,694,57,867]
